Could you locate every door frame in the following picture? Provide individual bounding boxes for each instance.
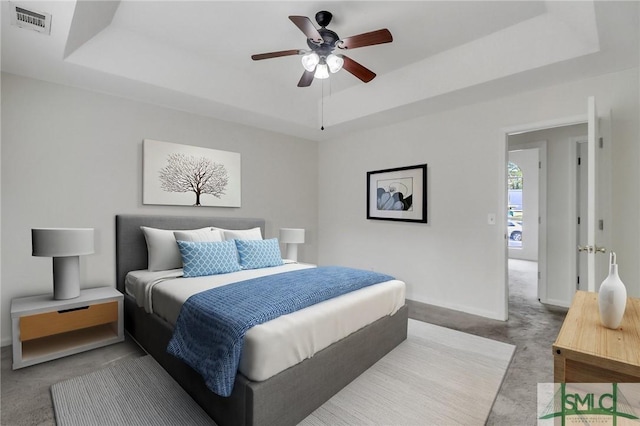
[501,114,587,317]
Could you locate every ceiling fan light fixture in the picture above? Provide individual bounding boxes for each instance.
[326,54,344,73]
[301,52,320,72]
[251,11,393,87]
[314,63,329,79]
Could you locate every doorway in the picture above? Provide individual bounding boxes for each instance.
[506,140,545,303]
[506,123,589,309]
[507,147,541,259]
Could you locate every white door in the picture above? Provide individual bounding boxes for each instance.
[577,140,588,290]
[582,96,607,291]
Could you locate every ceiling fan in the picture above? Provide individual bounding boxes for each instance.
[251,11,393,87]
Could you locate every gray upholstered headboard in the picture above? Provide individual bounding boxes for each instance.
[115,214,266,292]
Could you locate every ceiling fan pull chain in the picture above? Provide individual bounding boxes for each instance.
[321,79,325,131]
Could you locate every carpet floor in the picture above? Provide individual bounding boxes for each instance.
[50,320,514,426]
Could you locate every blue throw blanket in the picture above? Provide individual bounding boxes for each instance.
[166,266,394,397]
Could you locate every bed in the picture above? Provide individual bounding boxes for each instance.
[115,214,408,426]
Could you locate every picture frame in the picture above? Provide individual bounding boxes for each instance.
[143,139,241,207]
[367,164,427,223]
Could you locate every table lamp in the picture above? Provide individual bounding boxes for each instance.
[279,228,305,262]
[32,228,94,300]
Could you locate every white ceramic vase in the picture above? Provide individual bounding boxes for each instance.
[598,252,627,329]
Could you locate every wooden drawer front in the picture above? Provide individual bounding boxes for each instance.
[20,301,118,342]
[564,359,640,383]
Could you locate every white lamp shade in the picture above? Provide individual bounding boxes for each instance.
[32,228,94,300]
[326,54,344,73]
[279,228,305,244]
[314,63,329,79]
[32,228,94,257]
[301,52,320,72]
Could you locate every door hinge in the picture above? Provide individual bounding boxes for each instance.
[578,157,581,166]
[599,137,604,149]
[539,161,542,169]
[599,219,604,230]
[578,216,581,225]
[577,276,580,289]
[538,271,541,280]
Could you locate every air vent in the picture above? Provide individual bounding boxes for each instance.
[11,3,51,35]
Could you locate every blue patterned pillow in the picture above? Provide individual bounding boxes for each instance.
[177,240,242,277]
[235,238,284,270]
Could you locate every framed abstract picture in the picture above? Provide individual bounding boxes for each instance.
[367,164,427,223]
[143,139,241,207]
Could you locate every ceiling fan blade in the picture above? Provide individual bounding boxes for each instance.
[251,49,303,61]
[338,29,393,50]
[341,55,376,83]
[289,16,323,43]
[297,70,315,87]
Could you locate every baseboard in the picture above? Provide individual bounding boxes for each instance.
[540,298,570,308]
[1,337,12,347]
[406,298,507,321]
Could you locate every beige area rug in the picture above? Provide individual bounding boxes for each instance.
[300,319,515,425]
[51,320,514,426]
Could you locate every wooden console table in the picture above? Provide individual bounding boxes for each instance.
[553,290,640,382]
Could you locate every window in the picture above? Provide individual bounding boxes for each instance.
[508,162,523,190]
[508,162,523,247]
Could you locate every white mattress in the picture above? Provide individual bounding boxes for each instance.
[125,264,405,382]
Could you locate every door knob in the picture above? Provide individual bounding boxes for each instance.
[595,246,606,253]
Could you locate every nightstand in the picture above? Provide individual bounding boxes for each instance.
[11,286,124,369]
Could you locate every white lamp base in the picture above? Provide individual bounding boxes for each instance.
[285,244,299,262]
[52,256,81,300]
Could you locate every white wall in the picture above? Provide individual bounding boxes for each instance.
[507,148,539,261]
[2,67,638,344]
[318,68,639,320]
[0,73,319,346]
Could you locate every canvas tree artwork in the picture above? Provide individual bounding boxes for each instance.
[143,139,241,207]
[159,153,229,206]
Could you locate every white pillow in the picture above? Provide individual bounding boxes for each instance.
[219,227,263,241]
[140,226,219,271]
[174,228,223,242]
